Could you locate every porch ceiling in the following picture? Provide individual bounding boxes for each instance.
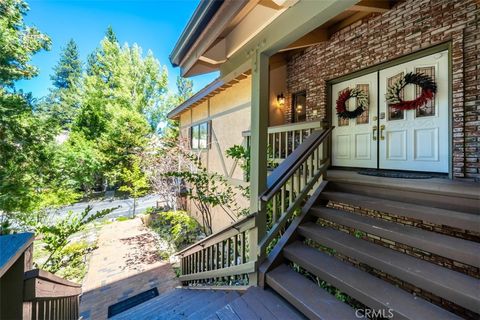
[171,0,396,78]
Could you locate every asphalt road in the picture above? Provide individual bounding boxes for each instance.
[58,194,160,220]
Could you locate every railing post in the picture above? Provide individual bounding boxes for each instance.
[249,50,270,284]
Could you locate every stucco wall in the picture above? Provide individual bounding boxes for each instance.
[178,76,252,232]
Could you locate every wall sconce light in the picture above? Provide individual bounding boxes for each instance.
[276,93,285,107]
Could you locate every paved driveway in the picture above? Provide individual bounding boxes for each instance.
[58,194,160,219]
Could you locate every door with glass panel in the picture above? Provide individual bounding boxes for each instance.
[331,72,378,168]
[378,51,449,173]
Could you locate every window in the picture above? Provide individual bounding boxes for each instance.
[190,121,210,150]
[292,91,307,123]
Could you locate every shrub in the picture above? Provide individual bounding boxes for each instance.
[149,210,203,250]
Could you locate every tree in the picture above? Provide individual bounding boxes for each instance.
[51,39,82,89]
[99,108,150,185]
[118,158,149,217]
[40,39,83,128]
[0,0,51,85]
[72,27,168,188]
[176,76,194,104]
[36,206,116,272]
[0,0,53,224]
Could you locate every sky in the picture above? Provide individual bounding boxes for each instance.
[16,0,218,98]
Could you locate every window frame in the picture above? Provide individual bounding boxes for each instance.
[291,90,307,123]
[190,121,211,151]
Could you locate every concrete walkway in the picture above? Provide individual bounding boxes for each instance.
[79,218,179,320]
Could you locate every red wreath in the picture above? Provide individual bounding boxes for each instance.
[336,88,368,119]
[387,72,437,111]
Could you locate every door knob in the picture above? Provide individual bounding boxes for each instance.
[372,125,378,141]
[380,124,385,140]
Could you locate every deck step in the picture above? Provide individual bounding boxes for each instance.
[240,287,299,320]
[326,180,480,214]
[319,191,480,232]
[298,222,480,313]
[187,291,240,320]
[283,242,462,320]
[111,289,235,320]
[310,206,480,268]
[266,264,358,320]
[215,286,304,320]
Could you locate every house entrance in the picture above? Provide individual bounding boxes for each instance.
[331,51,449,173]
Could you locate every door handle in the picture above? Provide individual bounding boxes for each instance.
[380,125,385,140]
[372,125,378,141]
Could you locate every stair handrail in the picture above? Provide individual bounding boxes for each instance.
[258,126,334,256]
[175,214,258,287]
[24,268,81,320]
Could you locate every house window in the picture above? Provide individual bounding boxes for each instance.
[190,121,210,150]
[292,91,307,123]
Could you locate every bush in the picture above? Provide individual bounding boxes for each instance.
[148,210,203,250]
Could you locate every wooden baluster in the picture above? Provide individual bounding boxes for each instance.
[189,254,193,275]
[241,232,246,264]
[234,235,239,266]
[303,162,307,189]
[212,245,216,271]
[272,133,276,159]
[281,185,286,215]
[284,131,288,159]
[296,169,301,197]
[220,241,224,270]
[279,132,283,159]
[308,152,316,180]
[227,238,231,267]
[216,243,220,270]
[299,129,303,144]
[289,176,294,206]
[272,193,277,224]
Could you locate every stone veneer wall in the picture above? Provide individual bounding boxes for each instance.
[283,0,479,180]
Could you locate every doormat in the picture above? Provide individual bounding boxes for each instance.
[358,169,433,179]
[107,287,159,318]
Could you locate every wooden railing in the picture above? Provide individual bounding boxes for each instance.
[258,127,333,256]
[176,126,333,287]
[0,233,81,320]
[24,269,82,320]
[243,120,323,163]
[176,215,258,287]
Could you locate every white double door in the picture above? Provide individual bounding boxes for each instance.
[332,51,449,173]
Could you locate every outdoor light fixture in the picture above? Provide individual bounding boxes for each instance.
[277,93,285,106]
[296,104,303,113]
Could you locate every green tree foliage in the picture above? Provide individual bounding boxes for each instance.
[54,132,103,192]
[37,206,116,272]
[51,39,82,89]
[0,0,55,219]
[0,0,51,85]
[40,39,82,128]
[118,158,149,216]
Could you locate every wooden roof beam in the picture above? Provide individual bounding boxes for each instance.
[280,28,328,52]
[351,0,392,13]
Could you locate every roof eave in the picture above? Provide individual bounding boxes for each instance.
[169,0,225,68]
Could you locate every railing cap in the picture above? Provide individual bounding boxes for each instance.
[175,214,256,256]
[0,232,34,278]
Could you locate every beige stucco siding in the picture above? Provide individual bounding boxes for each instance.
[178,76,252,232]
[210,77,251,116]
[191,101,208,123]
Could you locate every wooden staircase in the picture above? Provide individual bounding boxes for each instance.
[111,174,479,320]
[261,173,480,320]
[112,128,479,319]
